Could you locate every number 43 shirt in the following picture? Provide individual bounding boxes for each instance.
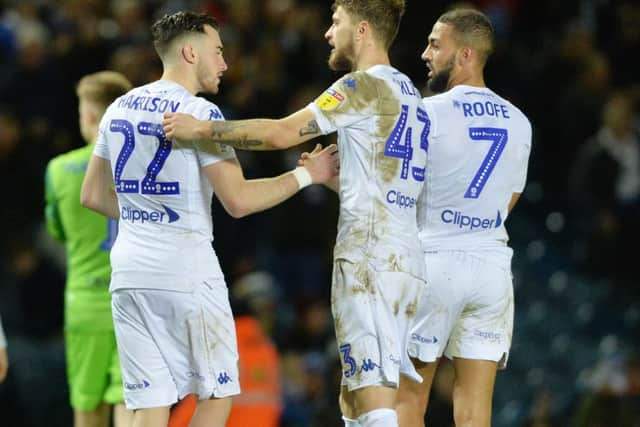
[417,85,532,265]
[307,65,427,278]
[93,80,236,293]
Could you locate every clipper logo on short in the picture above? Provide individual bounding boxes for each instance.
[121,204,180,224]
[441,209,502,230]
[125,379,150,390]
[217,372,233,384]
[474,330,502,342]
[411,333,438,344]
[187,371,205,382]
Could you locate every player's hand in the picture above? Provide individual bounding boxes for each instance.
[162,113,206,141]
[298,143,327,165]
[0,347,8,383]
[301,143,339,184]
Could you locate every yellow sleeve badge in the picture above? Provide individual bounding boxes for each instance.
[315,88,345,111]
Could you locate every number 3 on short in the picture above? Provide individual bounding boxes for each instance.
[339,344,357,378]
[110,119,179,195]
[464,127,508,199]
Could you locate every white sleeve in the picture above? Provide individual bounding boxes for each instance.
[307,72,375,134]
[0,315,6,349]
[93,114,111,160]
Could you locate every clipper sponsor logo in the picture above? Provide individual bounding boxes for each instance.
[441,209,502,230]
[121,204,180,224]
[386,190,416,209]
[187,371,205,382]
[474,330,502,342]
[411,333,438,344]
[125,379,150,390]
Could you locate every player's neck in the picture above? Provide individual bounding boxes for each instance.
[449,70,485,89]
[160,68,198,94]
[354,47,390,72]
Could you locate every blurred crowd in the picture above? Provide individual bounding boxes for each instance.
[0,0,639,426]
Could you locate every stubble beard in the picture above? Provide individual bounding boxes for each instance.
[427,57,455,93]
[328,43,355,72]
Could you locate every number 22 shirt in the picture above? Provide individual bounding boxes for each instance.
[93,80,236,292]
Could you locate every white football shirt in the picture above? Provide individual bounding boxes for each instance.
[417,85,532,263]
[308,65,427,277]
[94,80,236,292]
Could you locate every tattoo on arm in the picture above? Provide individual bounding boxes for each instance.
[209,121,269,149]
[299,120,320,137]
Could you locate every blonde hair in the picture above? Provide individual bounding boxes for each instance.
[76,71,132,112]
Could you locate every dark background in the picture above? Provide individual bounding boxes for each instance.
[0,0,638,425]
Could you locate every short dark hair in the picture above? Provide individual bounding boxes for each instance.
[438,8,494,65]
[151,11,220,59]
[332,0,405,49]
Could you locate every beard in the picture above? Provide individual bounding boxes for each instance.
[328,42,355,71]
[427,57,454,93]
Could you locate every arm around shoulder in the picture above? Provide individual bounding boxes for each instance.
[163,108,322,151]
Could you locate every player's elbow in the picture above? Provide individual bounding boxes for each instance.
[222,197,252,219]
[80,186,100,212]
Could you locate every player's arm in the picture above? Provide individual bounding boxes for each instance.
[163,108,321,151]
[80,154,119,220]
[44,162,65,241]
[204,144,338,218]
[508,192,521,213]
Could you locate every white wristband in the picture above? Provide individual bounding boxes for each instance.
[292,166,313,189]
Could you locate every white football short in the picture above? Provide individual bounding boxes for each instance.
[111,280,240,410]
[332,258,424,391]
[409,250,513,368]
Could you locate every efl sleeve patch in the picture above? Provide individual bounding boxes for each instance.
[315,88,345,111]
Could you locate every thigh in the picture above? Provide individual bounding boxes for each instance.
[446,256,514,367]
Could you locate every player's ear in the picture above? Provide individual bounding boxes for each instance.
[181,44,197,64]
[458,46,472,65]
[356,21,368,39]
[87,104,100,126]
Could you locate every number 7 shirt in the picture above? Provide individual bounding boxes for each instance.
[93,80,236,293]
[417,85,532,265]
[307,65,427,277]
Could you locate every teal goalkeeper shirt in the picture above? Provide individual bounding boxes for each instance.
[45,144,117,331]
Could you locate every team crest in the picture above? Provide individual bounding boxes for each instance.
[316,88,345,111]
